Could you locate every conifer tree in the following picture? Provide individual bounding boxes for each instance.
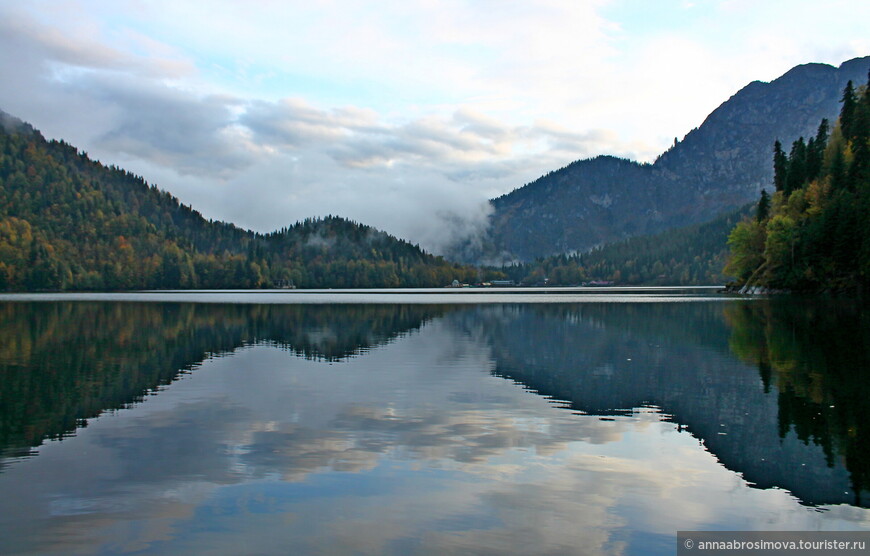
[840,80,857,141]
[806,119,828,182]
[756,189,770,222]
[773,140,788,192]
[847,79,870,188]
[784,137,807,195]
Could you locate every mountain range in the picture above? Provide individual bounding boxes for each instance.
[0,114,484,290]
[470,56,870,262]
[2,56,868,290]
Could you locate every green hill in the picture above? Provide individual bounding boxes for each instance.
[0,111,481,290]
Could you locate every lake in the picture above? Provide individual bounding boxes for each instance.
[0,289,868,555]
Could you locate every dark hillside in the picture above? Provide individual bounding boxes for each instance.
[499,204,752,286]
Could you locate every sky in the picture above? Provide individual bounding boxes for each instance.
[0,0,868,253]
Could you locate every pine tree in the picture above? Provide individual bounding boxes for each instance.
[840,80,857,141]
[847,78,870,189]
[756,189,771,222]
[773,140,788,192]
[784,137,807,195]
[806,119,828,182]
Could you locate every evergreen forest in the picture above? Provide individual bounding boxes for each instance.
[497,205,750,286]
[726,73,870,291]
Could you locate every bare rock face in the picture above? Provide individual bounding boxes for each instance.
[474,56,869,263]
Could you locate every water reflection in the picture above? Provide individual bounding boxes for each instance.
[724,299,870,505]
[0,302,446,459]
[0,298,868,554]
[458,302,870,507]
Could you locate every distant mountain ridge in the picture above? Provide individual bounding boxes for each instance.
[476,56,870,262]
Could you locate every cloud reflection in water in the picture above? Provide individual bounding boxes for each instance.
[0,308,868,555]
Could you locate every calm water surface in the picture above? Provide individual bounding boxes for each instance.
[0,290,868,555]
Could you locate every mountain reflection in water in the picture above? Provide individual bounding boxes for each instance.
[0,297,867,555]
[459,301,870,507]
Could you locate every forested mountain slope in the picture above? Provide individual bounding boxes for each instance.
[0,112,481,290]
[499,204,751,286]
[726,73,870,292]
[479,56,870,262]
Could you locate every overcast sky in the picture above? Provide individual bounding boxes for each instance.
[1,1,867,253]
